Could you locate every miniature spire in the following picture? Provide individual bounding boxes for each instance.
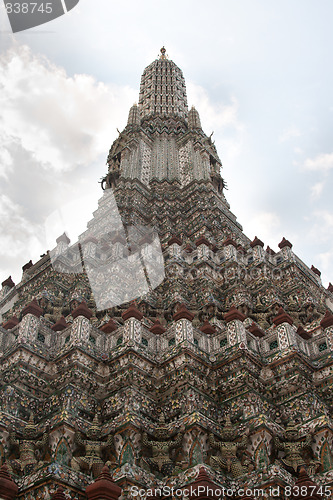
[51,316,68,332]
[200,320,216,334]
[149,319,166,334]
[2,316,19,330]
[100,318,118,333]
[138,50,188,121]
[86,465,121,500]
[1,276,15,289]
[188,106,202,129]
[0,464,18,500]
[71,301,93,320]
[293,466,323,499]
[127,103,141,127]
[21,298,43,318]
[51,487,66,500]
[188,467,221,500]
[122,303,144,321]
[273,307,293,326]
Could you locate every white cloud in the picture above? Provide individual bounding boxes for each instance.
[0,143,13,179]
[186,81,245,164]
[44,194,99,250]
[310,181,324,200]
[279,125,301,143]
[242,211,281,247]
[0,194,43,283]
[187,81,243,131]
[302,211,333,286]
[315,210,333,228]
[0,195,40,256]
[316,249,333,288]
[0,43,138,284]
[306,210,333,245]
[314,247,333,287]
[318,251,333,273]
[0,44,137,174]
[303,152,333,172]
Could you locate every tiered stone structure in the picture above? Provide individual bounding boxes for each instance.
[0,48,333,498]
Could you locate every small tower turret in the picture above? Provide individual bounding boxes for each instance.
[127,103,141,127]
[188,105,202,129]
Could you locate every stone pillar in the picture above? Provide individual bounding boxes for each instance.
[149,319,166,335]
[320,311,333,350]
[51,316,68,332]
[278,237,293,260]
[0,464,18,500]
[272,307,295,350]
[250,236,264,261]
[17,299,43,343]
[222,237,237,260]
[173,304,194,344]
[70,301,93,345]
[168,236,182,256]
[224,306,247,348]
[122,304,143,343]
[81,236,98,259]
[86,465,122,500]
[0,276,15,304]
[200,320,215,334]
[54,232,71,256]
[195,237,211,260]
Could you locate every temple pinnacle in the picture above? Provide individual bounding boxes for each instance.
[160,46,167,59]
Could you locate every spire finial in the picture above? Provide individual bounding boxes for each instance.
[160,46,167,59]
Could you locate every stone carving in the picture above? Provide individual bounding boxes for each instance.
[209,415,249,477]
[274,420,320,474]
[0,49,332,499]
[141,415,183,476]
[8,413,49,475]
[71,415,114,477]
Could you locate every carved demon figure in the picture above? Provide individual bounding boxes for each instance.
[274,420,320,474]
[8,413,49,475]
[141,414,183,476]
[71,414,114,478]
[209,415,250,477]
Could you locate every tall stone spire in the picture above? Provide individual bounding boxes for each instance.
[138,47,188,121]
[101,48,243,247]
[105,48,227,198]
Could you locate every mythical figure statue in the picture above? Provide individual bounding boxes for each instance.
[44,292,64,323]
[211,172,227,195]
[141,415,183,476]
[71,415,114,477]
[209,415,249,477]
[100,170,120,190]
[274,420,320,474]
[8,413,49,475]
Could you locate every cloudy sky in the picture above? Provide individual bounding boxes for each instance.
[0,0,332,288]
